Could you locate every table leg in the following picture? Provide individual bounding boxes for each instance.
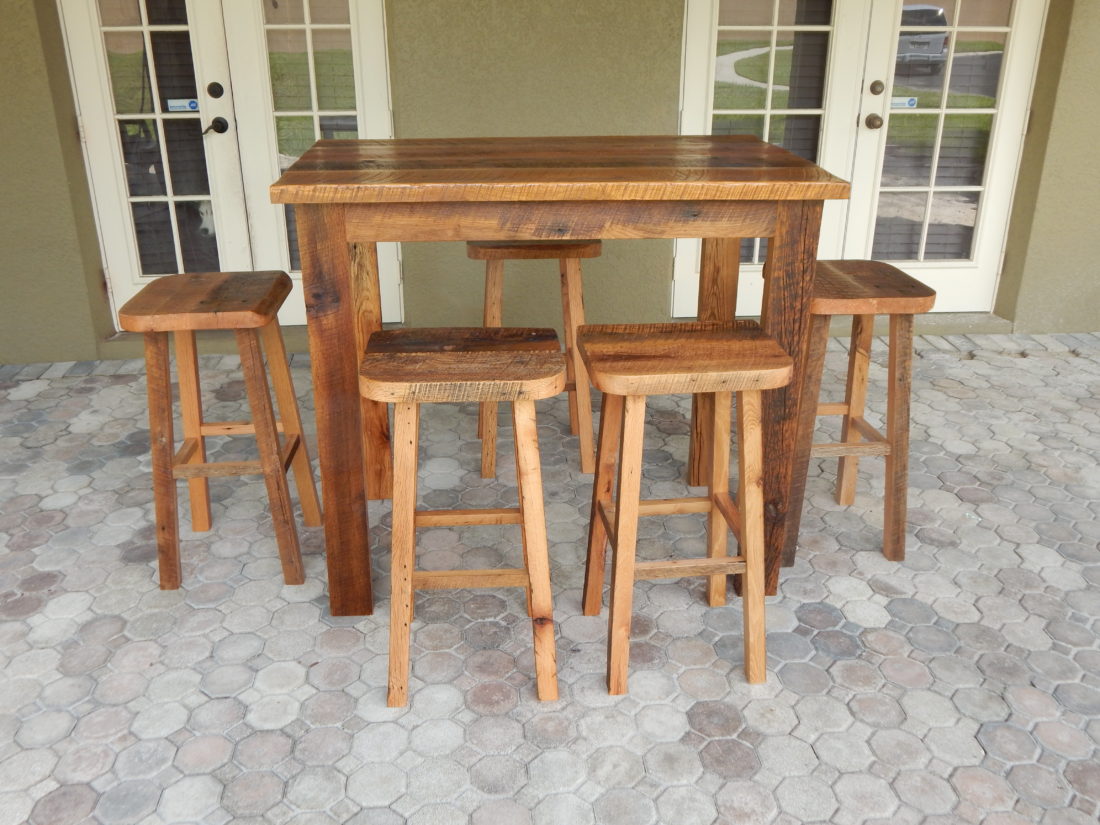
[760,201,823,595]
[688,237,741,487]
[297,205,374,616]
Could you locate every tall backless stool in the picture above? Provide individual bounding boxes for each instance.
[578,321,792,694]
[118,271,321,589]
[466,240,601,475]
[803,260,936,561]
[360,327,566,707]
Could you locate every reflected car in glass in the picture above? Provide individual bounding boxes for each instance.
[896,4,949,75]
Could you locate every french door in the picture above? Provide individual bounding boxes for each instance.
[675,0,1048,316]
[57,0,401,327]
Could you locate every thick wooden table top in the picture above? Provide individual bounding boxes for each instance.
[270,135,850,204]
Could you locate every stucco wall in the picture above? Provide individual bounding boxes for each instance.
[996,0,1099,332]
[385,0,684,332]
[0,0,109,364]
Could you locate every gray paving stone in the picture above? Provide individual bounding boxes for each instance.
[2,340,1100,823]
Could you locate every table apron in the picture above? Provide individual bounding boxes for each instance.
[341,200,782,242]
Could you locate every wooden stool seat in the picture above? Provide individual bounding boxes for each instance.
[804,260,936,561]
[578,321,792,694]
[118,271,321,590]
[361,327,566,707]
[578,320,794,396]
[466,239,601,475]
[812,259,937,316]
[360,328,564,403]
[117,270,292,332]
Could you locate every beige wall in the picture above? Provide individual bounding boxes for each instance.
[996,0,1099,332]
[386,0,684,333]
[0,0,111,364]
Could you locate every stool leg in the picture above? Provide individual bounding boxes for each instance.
[174,331,211,532]
[511,412,534,619]
[837,314,874,506]
[560,257,596,473]
[260,320,322,527]
[144,332,181,589]
[512,399,559,701]
[706,391,733,607]
[883,314,914,562]
[607,394,645,695]
[582,392,624,616]
[479,259,504,477]
[737,388,767,684]
[236,329,304,586]
[388,402,419,707]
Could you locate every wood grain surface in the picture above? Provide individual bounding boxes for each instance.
[271,136,849,204]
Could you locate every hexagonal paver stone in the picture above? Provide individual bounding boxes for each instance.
[94,779,161,824]
[533,793,594,825]
[221,771,285,818]
[834,774,899,819]
[472,799,534,825]
[1007,764,1072,808]
[950,766,1016,812]
[643,742,704,785]
[526,750,587,795]
[687,700,744,738]
[346,763,407,808]
[699,738,760,780]
[592,788,657,825]
[286,766,346,811]
[470,755,526,796]
[775,776,838,821]
[778,662,830,695]
[656,785,718,825]
[29,784,97,825]
[158,775,222,822]
[587,746,645,789]
[894,770,958,814]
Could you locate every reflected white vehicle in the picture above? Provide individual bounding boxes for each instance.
[896,5,949,75]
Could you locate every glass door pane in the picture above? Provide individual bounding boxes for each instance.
[872,1,1010,262]
[98,0,220,275]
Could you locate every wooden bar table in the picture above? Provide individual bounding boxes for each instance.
[271,135,849,616]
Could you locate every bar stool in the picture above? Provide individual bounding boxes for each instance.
[466,240,601,475]
[804,260,936,561]
[578,321,792,694]
[118,271,321,589]
[360,327,566,707]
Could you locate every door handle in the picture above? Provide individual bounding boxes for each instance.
[865,113,884,130]
[202,117,229,135]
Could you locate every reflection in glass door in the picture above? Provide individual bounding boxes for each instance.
[872,1,1012,262]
